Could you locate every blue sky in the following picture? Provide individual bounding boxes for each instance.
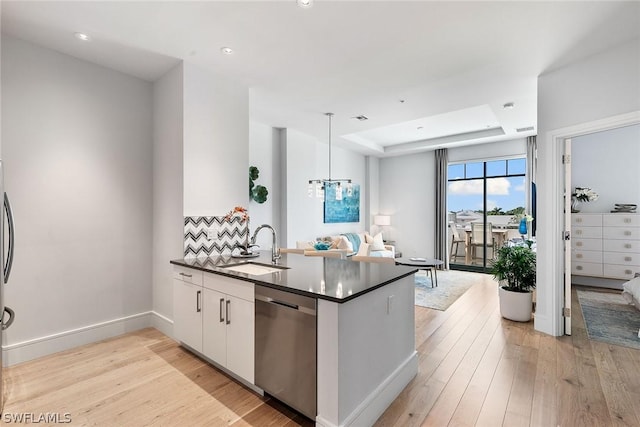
[447,159,526,213]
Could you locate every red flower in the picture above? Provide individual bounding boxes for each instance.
[225,206,249,222]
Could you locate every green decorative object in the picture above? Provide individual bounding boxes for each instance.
[249,166,268,204]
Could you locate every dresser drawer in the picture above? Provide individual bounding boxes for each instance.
[173,266,204,286]
[603,264,640,280]
[603,252,640,266]
[572,214,602,227]
[602,227,640,240]
[603,214,640,227]
[572,238,602,252]
[603,239,640,253]
[572,250,602,264]
[571,262,603,276]
[571,227,602,239]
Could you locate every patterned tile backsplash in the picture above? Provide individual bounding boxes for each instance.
[184,216,249,258]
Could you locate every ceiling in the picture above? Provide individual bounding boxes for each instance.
[2,1,639,157]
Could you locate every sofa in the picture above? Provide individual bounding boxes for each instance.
[296,231,395,258]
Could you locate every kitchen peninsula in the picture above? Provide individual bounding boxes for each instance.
[170,252,418,427]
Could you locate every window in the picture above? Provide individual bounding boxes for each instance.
[447,158,526,271]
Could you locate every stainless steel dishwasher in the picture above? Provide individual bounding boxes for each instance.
[255,285,317,419]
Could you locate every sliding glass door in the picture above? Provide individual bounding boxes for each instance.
[447,158,526,272]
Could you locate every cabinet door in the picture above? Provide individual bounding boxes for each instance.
[202,287,227,367]
[225,295,255,384]
[173,279,202,352]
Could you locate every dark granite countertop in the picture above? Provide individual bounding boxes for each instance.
[170,251,417,303]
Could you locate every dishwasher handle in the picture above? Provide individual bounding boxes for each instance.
[256,294,316,316]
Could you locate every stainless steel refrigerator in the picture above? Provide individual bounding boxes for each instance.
[1,160,16,413]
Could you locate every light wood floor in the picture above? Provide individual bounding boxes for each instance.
[2,276,639,426]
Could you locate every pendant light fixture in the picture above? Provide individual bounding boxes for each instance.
[308,113,353,200]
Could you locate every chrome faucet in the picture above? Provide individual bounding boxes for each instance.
[250,224,281,263]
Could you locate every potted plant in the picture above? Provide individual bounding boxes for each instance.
[491,241,536,322]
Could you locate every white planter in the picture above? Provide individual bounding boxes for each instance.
[499,286,533,322]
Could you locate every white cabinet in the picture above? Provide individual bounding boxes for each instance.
[203,273,254,384]
[571,214,603,277]
[173,266,254,384]
[572,213,640,280]
[173,267,204,352]
[603,213,640,280]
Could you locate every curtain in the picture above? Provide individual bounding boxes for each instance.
[435,148,449,269]
[526,135,537,235]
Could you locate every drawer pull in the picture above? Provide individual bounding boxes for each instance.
[624,231,632,236]
[576,230,582,235]
[576,242,583,247]
[179,272,193,278]
[625,244,633,249]
[196,290,201,313]
[219,298,225,322]
[576,254,583,259]
[576,265,583,271]
[624,218,631,223]
[625,256,632,262]
[625,269,632,275]
[576,218,583,223]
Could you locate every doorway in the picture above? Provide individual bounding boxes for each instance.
[563,123,640,335]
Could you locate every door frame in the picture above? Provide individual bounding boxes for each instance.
[537,111,640,336]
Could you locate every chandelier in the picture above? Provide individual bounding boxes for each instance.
[308,113,353,201]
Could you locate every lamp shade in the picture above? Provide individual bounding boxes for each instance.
[373,215,391,226]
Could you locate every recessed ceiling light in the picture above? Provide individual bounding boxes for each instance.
[352,115,369,121]
[503,102,515,109]
[297,0,314,8]
[74,32,91,42]
[417,126,424,130]
[220,47,234,55]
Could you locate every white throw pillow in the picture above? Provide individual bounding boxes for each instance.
[366,232,386,251]
[336,235,354,252]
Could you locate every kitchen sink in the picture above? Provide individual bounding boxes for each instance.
[221,262,289,276]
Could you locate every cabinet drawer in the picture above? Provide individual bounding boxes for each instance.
[603,227,640,240]
[603,239,640,253]
[572,214,602,227]
[603,264,640,280]
[572,238,601,252]
[571,262,603,276]
[603,251,640,266]
[572,250,602,264]
[571,227,602,239]
[603,214,640,227]
[204,273,254,302]
[173,266,203,286]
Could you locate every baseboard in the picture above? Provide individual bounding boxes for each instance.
[316,351,418,427]
[151,310,174,338]
[2,311,156,367]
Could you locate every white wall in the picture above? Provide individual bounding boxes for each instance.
[183,63,249,217]
[284,128,367,247]
[248,121,281,249]
[1,36,153,363]
[152,63,184,335]
[379,152,435,258]
[448,138,527,163]
[572,124,640,213]
[537,38,640,336]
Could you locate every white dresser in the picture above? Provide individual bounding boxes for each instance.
[572,213,640,281]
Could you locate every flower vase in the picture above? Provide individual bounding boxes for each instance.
[519,218,528,242]
[571,197,581,213]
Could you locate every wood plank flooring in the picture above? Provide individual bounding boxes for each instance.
[2,276,639,426]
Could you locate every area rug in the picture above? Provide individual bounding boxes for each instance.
[415,270,487,311]
[577,289,640,350]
